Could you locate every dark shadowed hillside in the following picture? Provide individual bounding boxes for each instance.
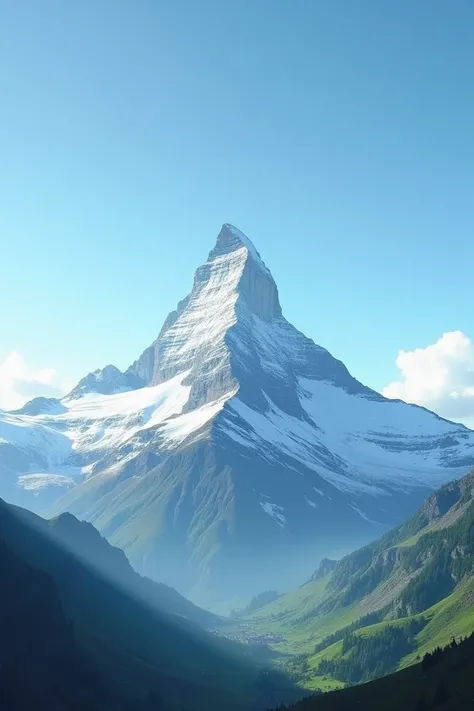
[14,504,219,629]
[0,498,298,711]
[0,536,137,710]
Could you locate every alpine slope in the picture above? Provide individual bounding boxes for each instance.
[1,224,474,605]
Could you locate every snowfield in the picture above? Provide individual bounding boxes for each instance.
[0,370,235,495]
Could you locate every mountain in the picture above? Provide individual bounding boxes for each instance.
[12,396,67,415]
[235,467,474,692]
[0,497,295,711]
[2,223,474,605]
[68,364,144,399]
[16,506,220,629]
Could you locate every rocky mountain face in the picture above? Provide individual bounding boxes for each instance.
[315,467,474,619]
[1,223,474,606]
[309,558,338,583]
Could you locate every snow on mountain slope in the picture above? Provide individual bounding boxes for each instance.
[1,223,474,606]
[220,377,473,496]
[0,371,235,507]
[0,411,72,463]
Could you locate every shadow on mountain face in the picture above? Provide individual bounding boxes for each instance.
[0,498,301,711]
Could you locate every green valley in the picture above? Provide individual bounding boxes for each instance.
[220,468,474,695]
[272,630,474,711]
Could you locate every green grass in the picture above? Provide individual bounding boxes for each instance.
[402,577,474,666]
[300,577,474,688]
[222,473,474,696]
[250,576,331,623]
[303,675,344,692]
[227,571,474,693]
[353,614,424,639]
[248,603,364,656]
[308,641,344,668]
[394,533,421,548]
[276,631,474,711]
[236,576,366,655]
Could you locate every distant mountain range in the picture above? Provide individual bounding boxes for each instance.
[2,223,474,605]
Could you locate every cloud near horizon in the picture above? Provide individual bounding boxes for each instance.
[383,331,474,428]
[0,351,68,411]
[3,335,474,428]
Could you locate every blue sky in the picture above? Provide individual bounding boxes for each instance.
[1,0,474,422]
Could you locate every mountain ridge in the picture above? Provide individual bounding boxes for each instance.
[0,496,286,710]
[11,504,220,629]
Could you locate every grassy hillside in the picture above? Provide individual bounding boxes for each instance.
[270,631,474,711]
[224,469,474,692]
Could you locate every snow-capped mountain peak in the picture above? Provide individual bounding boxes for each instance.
[2,223,474,606]
[126,224,282,407]
[213,223,272,277]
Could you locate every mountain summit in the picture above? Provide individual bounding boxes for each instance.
[1,224,474,605]
[126,223,282,404]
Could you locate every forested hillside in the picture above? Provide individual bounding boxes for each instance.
[225,469,474,692]
[270,632,474,711]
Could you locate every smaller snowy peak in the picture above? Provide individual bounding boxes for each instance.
[67,365,144,400]
[12,397,66,416]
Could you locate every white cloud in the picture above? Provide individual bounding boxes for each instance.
[383,331,474,428]
[0,351,68,411]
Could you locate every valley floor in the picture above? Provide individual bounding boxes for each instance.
[216,573,474,695]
